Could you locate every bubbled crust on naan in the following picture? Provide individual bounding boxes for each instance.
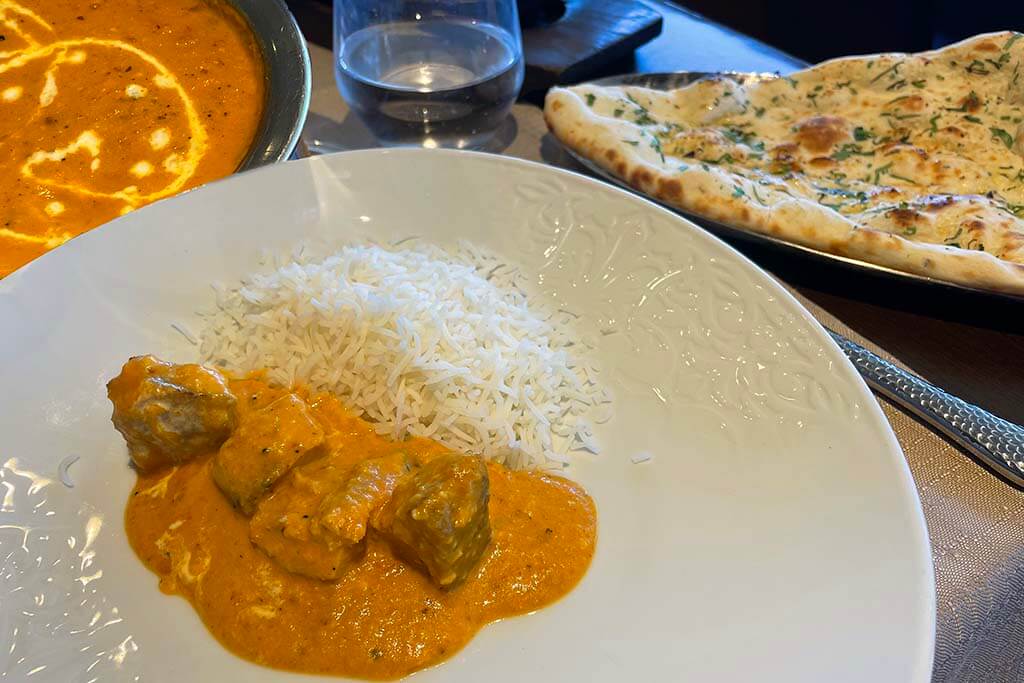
[544,31,1024,294]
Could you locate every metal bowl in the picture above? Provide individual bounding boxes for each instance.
[228,0,311,169]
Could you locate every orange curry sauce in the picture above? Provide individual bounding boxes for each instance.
[124,378,597,680]
[0,0,265,276]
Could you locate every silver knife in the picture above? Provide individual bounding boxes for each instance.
[828,330,1024,487]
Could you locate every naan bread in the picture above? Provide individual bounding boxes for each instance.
[544,32,1024,294]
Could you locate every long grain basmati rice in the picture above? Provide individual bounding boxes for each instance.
[198,242,611,469]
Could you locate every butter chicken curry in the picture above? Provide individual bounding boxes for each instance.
[108,356,597,679]
[0,1,265,276]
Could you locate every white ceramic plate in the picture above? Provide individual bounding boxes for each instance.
[0,149,934,682]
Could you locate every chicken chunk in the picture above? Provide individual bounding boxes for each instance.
[374,454,491,588]
[250,453,360,580]
[107,355,237,472]
[251,451,414,580]
[212,393,325,515]
[318,451,414,543]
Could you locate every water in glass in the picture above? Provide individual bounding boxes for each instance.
[336,20,523,148]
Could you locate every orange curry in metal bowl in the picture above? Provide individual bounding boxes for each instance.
[0,0,265,277]
[108,356,597,680]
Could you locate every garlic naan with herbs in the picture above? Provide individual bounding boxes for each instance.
[545,32,1024,294]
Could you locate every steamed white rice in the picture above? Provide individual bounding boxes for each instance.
[198,241,611,469]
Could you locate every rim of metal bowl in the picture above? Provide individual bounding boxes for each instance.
[228,0,311,170]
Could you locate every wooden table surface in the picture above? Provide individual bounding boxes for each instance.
[293,0,1024,425]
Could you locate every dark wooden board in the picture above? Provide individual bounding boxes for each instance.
[521,0,662,96]
[284,0,662,99]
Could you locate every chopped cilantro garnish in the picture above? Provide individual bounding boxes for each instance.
[647,132,665,162]
[991,127,1015,148]
[1004,33,1023,50]
[966,59,990,75]
[750,184,767,205]
[625,93,655,125]
[754,106,766,118]
[623,140,640,146]
[880,111,920,121]
[634,110,655,125]
[732,185,746,198]
[872,162,894,184]
[853,126,873,141]
[987,53,1011,70]
[943,91,981,113]
[613,108,624,118]
[869,62,902,83]
[963,115,983,124]
[902,226,917,236]
[911,80,926,88]
[832,143,876,161]
[585,93,596,107]
[722,127,760,148]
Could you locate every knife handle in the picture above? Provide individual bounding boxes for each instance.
[828,330,1024,488]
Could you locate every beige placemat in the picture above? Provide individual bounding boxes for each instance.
[792,291,1024,683]
[304,44,1024,681]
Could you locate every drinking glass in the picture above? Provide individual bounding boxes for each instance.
[334,0,525,149]
[335,0,524,148]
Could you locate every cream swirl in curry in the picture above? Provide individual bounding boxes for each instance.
[0,1,264,276]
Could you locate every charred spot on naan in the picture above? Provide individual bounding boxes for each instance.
[768,142,803,174]
[959,92,982,113]
[886,207,926,228]
[972,39,1002,53]
[629,166,654,190]
[793,115,851,155]
[657,176,685,202]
